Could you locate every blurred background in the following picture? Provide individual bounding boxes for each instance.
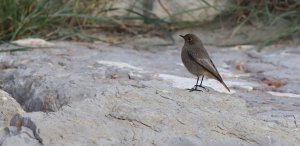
[0,0,299,48]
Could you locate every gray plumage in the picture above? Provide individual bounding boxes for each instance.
[180,34,230,92]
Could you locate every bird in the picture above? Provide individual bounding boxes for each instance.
[180,33,230,92]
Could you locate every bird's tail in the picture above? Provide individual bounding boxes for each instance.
[220,81,230,92]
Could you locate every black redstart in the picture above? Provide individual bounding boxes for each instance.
[180,34,230,92]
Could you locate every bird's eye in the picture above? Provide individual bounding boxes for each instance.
[188,38,192,42]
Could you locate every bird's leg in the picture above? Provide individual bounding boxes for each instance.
[187,76,203,92]
[194,76,200,90]
[195,75,209,92]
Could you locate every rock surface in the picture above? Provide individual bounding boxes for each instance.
[0,90,24,123]
[0,41,299,145]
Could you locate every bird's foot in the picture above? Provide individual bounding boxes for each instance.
[186,88,203,92]
[194,85,209,92]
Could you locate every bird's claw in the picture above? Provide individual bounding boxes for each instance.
[186,88,203,92]
[186,85,209,92]
[194,85,209,92]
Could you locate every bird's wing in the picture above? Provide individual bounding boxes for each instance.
[187,50,222,80]
[187,50,230,92]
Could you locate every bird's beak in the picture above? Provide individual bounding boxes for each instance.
[179,35,184,38]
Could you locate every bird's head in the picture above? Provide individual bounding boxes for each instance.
[179,34,201,45]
